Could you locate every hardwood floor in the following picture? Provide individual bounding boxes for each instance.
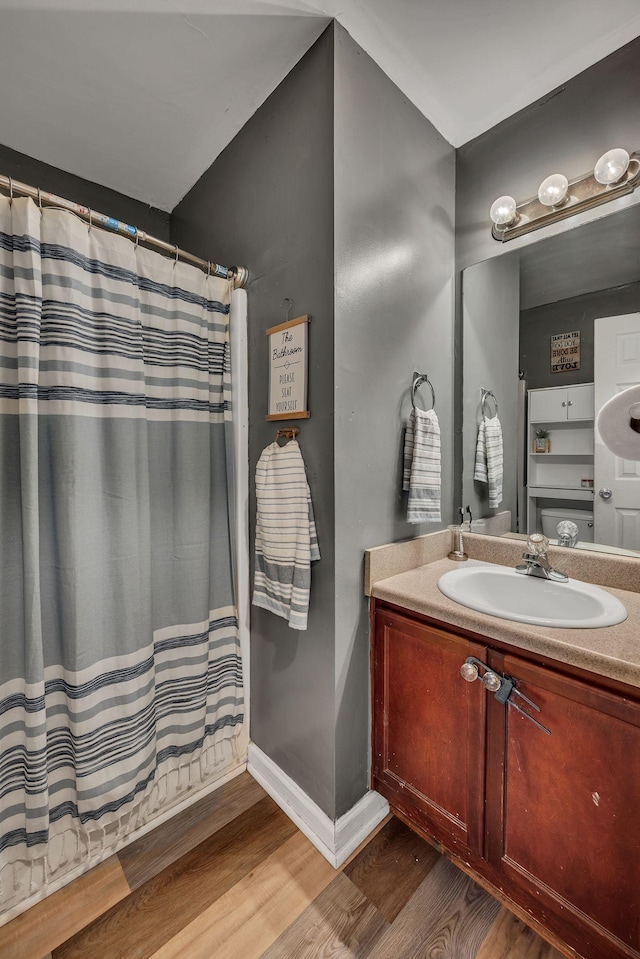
[0,771,566,959]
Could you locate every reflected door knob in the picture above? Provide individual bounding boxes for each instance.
[599,488,613,500]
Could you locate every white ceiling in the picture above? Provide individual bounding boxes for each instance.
[1,0,640,211]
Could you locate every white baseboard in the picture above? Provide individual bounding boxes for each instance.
[247,742,389,869]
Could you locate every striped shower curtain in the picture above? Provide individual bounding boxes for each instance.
[0,196,246,915]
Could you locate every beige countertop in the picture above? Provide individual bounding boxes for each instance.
[367,533,640,690]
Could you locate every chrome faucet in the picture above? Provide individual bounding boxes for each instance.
[516,533,568,582]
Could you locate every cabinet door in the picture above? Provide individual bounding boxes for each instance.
[497,654,640,957]
[529,385,594,423]
[373,610,487,855]
[566,382,594,420]
[529,388,568,422]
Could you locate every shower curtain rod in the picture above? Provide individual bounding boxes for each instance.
[0,173,248,289]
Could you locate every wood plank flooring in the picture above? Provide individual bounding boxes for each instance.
[0,770,567,959]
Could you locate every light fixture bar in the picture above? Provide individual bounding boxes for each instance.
[491,151,640,242]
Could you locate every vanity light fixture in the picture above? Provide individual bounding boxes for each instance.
[593,147,632,185]
[490,147,640,241]
[537,173,569,208]
[489,195,518,227]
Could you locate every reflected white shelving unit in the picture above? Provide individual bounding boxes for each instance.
[526,383,595,533]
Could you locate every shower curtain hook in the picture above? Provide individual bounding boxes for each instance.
[37,187,43,211]
[134,229,139,249]
[207,261,212,276]
[8,177,13,205]
[173,244,179,268]
[88,209,93,233]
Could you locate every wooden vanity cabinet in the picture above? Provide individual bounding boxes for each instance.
[497,652,640,958]
[372,608,488,856]
[372,601,640,959]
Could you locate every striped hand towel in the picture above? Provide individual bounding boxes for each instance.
[402,408,441,523]
[473,415,503,508]
[252,439,320,631]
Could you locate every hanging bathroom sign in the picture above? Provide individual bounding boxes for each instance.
[266,315,311,421]
[550,330,581,373]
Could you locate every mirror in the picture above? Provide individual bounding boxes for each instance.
[461,203,640,556]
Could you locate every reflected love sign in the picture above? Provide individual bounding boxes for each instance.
[551,330,580,373]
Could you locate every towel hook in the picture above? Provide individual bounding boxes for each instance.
[276,426,300,443]
[481,388,498,418]
[411,372,435,412]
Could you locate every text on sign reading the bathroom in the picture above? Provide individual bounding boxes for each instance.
[267,316,309,417]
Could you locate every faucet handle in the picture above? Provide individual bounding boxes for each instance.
[557,520,578,547]
[526,532,549,559]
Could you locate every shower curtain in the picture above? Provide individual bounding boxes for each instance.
[0,196,246,915]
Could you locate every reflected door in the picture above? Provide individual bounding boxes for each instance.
[594,313,640,551]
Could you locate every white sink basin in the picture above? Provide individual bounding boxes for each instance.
[438,563,627,629]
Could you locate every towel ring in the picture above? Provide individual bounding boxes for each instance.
[481,389,498,418]
[411,372,435,412]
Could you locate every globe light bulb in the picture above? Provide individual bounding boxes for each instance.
[538,174,569,207]
[489,195,517,226]
[594,148,630,185]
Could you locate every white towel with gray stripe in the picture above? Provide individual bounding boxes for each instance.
[473,415,503,508]
[402,408,441,523]
[252,439,320,631]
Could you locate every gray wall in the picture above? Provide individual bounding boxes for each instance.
[172,27,337,817]
[172,23,456,820]
[462,256,519,523]
[520,281,640,391]
[0,142,170,240]
[456,36,640,273]
[333,25,455,815]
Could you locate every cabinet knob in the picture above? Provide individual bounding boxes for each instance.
[459,657,551,734]
[482,671,503,692]
[460,662,479,682]
[567,400,573,406]
[561,401,567,407]
[599,488,613,500]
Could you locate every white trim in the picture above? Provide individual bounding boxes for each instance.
[0,759,247,927]
[247,742,389,869]
[230,288,250,736]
